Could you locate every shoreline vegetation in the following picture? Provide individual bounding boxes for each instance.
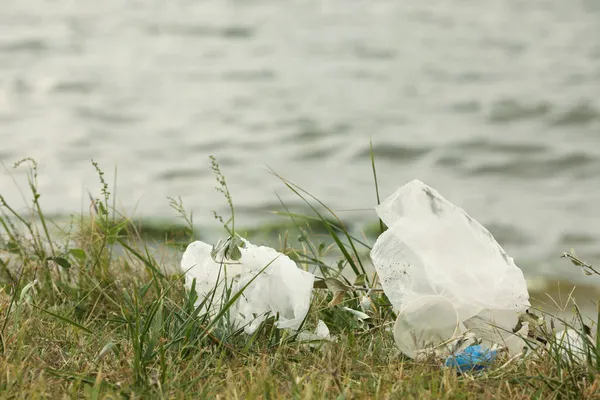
[0,156,599,399]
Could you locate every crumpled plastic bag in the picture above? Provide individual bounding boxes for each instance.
[370,180,530,358]
[181,238,314,334]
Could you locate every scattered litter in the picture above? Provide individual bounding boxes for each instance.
[342,306,371,322]
[371,180,531,359]
[445,345,498,373]
[359,294,373,312]
[181,238,314,334]
[554,328,592,364]
[297,320,333,347]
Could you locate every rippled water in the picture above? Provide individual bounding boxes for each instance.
[1,0,600,282]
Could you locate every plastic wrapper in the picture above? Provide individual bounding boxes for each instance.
[371,180,530,358]
[181,238,314,334]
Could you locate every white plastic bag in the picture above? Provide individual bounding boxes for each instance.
[371,180,530,357]
[181,238,315,334]
[554,328,591,364]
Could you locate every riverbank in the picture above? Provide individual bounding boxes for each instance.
[0,161,598,398]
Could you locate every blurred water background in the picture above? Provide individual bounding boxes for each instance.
[1,0,600,289]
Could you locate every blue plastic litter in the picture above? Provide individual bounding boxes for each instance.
[445,345,498,373]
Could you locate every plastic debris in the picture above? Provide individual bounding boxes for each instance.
[370,180,530,358]
[342,307,371,322]
[393,295,467,359]
[297,320,333,347]
[502,322,530,357]
[359,294,373,312]
[554,328,591,364]
[181,238,314,334]
[445,345,498,373]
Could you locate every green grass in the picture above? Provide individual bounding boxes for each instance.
[0,158,599,399]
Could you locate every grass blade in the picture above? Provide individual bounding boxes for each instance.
[32,304,92,334]
[369,139,385,235]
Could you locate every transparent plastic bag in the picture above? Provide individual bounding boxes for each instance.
[393,295,467,359]
[181,238,314,334]
[371,180,530,356]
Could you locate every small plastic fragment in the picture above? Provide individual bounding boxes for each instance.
[554,328,590,364]
[297,320,332,347]
[359,295,373,312]
[181,238,314,334]
[342,307,371,322]
[371,180,531,358]
[445,345,498,373]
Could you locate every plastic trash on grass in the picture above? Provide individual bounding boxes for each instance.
[181,238,314,334]
[554,328,592,365]
[297,320,333,347]
[445,345,498,373]
[370,180,530,359]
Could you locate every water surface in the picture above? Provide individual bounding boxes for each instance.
[1,0,600,284]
